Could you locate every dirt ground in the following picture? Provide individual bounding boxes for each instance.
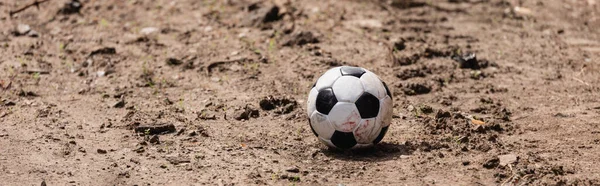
[1,0,600,185]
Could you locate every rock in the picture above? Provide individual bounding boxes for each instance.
[259,96,297,114]
[148,135,160,144]
[140,27,159,35]
[112,99,125,108]
[41,180,46,186]
[407,105,415,112]
[452,53,489,69]
[513,6,532,16]
[435,109,451,119]
[498,154,518,167]
[27,30,39,37]
[400,82,431,95]
[97,149,107,154]
[282,31,319,46]
[418,105,434,114]
[89,47,116,57]
[235,105,260,120]
[285,167,300,173]
[242,3,281,27]
[346,19,383,29]
[58,0,82,15]
[16,24,31,35]
[134,123,176,135]
[394,40,406,51]
[166,58,183,66]
[483,157,499,169]
[166,155,191,165]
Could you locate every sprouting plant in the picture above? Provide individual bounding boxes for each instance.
[32,72,40,81]
[268,38,277,52]
[144,129,150,136]
[99,19,109,27]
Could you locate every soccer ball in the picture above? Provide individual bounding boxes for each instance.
[306,66,393,149]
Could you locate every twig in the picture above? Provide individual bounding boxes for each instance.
[572,77,591,87]
[206,57,249,75]
[9,0,52,17]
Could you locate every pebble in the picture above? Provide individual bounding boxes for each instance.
[140,27,159,35]
[97,149,107,154]
[16,24,31,35]
[285,167,300,173]
[498,154,518,167]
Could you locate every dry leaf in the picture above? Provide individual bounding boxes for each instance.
[471,119,486,125]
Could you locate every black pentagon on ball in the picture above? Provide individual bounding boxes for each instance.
[330,131,357,149]
[340,66,366,78]
[315,88,337,115]
[373,126,389,144]
[308,120,318,137]
[382,81,392,98]
[355,92,380,118]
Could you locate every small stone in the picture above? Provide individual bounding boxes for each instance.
[483,157,499,169]
[16,24,31,35]
[234,105,260,120]
[112,99,125,108]
[97,71,106,77]
[285,167,300,173]
[400,155,411,159]
[130,157,140,164]
[166,58,183,66]
[134,123,176,135]
[498,154,518,167]
[462,161,470,166]
[165,155,191,165]
[407,105,415,112]
[148,135,160,144]
[27,30,39,37]
[347,19,383,29]
[97,149,107,154]
[58,0,82,15]
[140,27,159,35]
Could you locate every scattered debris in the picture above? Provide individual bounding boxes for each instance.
[134,123,177,135]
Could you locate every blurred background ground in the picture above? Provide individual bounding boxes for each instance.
[0,0,599,185]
